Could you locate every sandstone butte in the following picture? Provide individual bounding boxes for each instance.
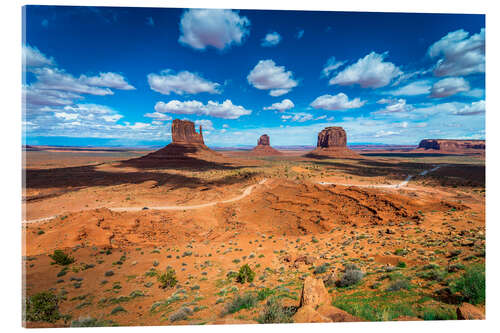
[306,126,360,158]
[417,139,485,152]
[250,134,282,156]
[130,119,223,164]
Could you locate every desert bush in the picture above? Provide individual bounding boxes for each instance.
[49,250,75,266]
[110,306,127,315]
[451,264,485,305]
[337,265,364,287]
[224,293,258,314]
[157,268,177,289]
[236,264,255,283]
[25,291,61,323]
[386,279,411,292]
[258,297,295,324]
[70,316,115,327]
[169,307,193,322]
[313,263,329,275]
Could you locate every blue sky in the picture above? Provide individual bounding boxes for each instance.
[23,6,485,147]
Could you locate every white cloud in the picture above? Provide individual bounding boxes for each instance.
[282,113,313,123]
[23,45,54,68]
[154,99,251,119]
[374,130,401,138]
[462,88,485,98]
[310,93,365,111]
[144,112,173,121]
[321,56,346,77]
[390,80,431,96]
[80,72,135,90]
[263,99,294,112]
[373,98,413,114]
[194,119,214,131]
[452,100,485,116]
[178,9,250,50]
[261,32,281,47]
[222,124,229,128]
[428,28,485,77]
[430,77,470,98]
[32,68,113,96]
[329,52,402,88]
[102,114,124,122]
[247,59,298,96]
[55,112,79,121]
[148,70,220,95]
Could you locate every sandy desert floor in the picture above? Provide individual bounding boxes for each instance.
[22,149,485,327]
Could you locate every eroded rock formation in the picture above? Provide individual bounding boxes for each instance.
[250,134,282,155]
[172,119,204,145]
[306,126,359,158]
[418,139,485,151]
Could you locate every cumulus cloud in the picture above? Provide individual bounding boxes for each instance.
[194,119,214,131]
[247,60,298,96]
[329,52,402,88]
[144,112,173,121]
[452,100,485,116]
[310,93,365,111]
[390,80,431,96]
[148,70,220,95]
[23,45,55,68]
[80,72,135,90]
[154,99,251,119]
[261,32,281,47]
[430,77,470,98]
[263,99,294,112]
[428,28,485,77]
[178,9,250,50]
[321,56,345,77]
[374,98,413,114]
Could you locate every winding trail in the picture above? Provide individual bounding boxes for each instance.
[318,165,443,189]
[22,179,268,224]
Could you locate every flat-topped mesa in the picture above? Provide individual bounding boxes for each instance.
[306,126,359,158]
[172,119,204,145]
[317,127,347,148]
[250,134,282,155]
[418,139,485,151]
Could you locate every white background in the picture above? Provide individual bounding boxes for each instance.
[1,0,498,332]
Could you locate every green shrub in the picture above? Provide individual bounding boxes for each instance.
[49,250,75,266]
[337,265,364,287]
[257,297,295,323]
[451,264,485,305]
[157,268,177,289]
[236,264,255,283]
[386,279,411,292]
[257,287,275,301]
[169,307,192,322]
[224,293,257,314]
[397,261,407,268]
[25,291,61,323]
[110,306,127,315]
[70,317,115,327]
[313,263,329,275]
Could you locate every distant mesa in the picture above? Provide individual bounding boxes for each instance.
[250,134,282,156]
[306,126,359,158]
[417,139,485,152]
[128,119,224,166]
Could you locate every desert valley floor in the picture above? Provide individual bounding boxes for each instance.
[22,148,485,327]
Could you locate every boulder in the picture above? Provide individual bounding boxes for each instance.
[299,276,330,307]
[317,304,363,322]
[294,255,315,267]
[457,303,485,320]
[292,305,332,323]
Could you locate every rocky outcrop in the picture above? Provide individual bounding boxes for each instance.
[250,134,282,156]
[306,126,359,158]
[417,139,485,152]
[292,277,363,323]
[129,119,224,166]
[172,119,204,145]
[457,303,485,320]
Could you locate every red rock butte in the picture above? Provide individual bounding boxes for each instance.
[306,126,359,158]
[129,119,223,165]
[417,139,485,152]
[250,134,282,156]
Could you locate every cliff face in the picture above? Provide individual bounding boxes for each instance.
[257,134,270,146]
[317,127,347,148]
[306,126,359,158]
[418,139,485,151]
[251,134,282,155]
[171,119,204,145]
